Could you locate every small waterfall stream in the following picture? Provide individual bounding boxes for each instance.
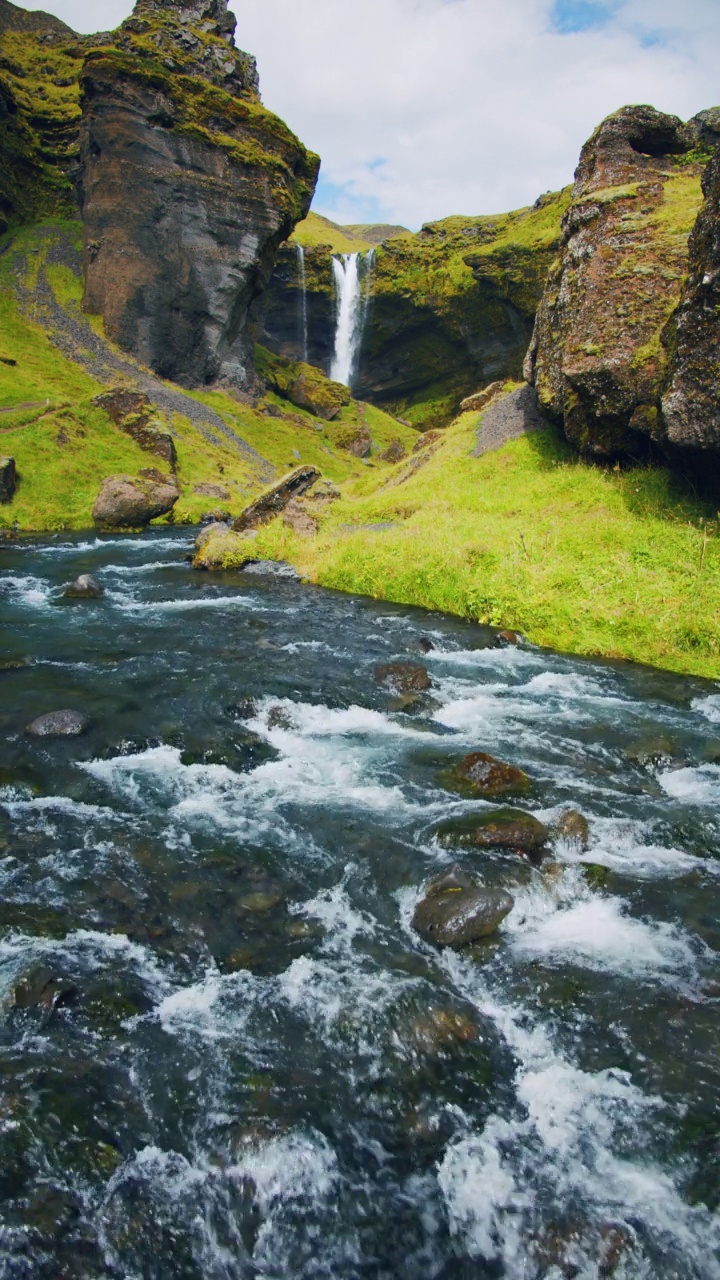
[330,249,375,388]
[296,242,309,363]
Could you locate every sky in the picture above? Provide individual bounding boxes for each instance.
[22,0,720,229]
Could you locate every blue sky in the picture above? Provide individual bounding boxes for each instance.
[24,0,720,228]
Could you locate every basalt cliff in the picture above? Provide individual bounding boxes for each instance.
[0,0,319,390]
[525,104,720,477]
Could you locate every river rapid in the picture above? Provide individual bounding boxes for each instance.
[0,529,719,1279]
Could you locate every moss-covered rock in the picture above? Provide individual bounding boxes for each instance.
[525,104,717,466]
[256,345,350,419]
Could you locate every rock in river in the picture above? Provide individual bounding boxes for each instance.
[434,807,550,856]
[92,473,179,529]
[26,710,89,737]
[412,866,514,946]
[63,574,104,599]
[441,751,530,798]
[375,662,432,695]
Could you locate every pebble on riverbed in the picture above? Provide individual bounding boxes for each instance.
[412,865,514,946]
[25,710,89,737]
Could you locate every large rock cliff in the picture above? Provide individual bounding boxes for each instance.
[661,142,720,463]
[78,0,319,390]
[524,104,720,468]
[253,193,570,428]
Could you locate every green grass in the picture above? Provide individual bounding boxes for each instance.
[291,212,375,254]
[206,392,720,679]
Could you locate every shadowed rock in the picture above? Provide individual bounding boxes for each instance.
[412,865,514,946]
[0,456,16,502]
[232,466,320,531]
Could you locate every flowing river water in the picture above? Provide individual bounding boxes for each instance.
[1,529,719,1279]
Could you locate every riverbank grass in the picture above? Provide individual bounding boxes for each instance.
[217,395,720,679]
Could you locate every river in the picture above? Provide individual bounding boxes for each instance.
[0,529,719,1278]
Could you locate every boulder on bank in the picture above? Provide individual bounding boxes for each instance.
[434,807,549,855]
[63,574,103,599]
[0,457,17,503]
[412,865,514,946]
[440,752,530,798]
[26,710,88,737]
[232,466,320,532]
[92,473,179,529]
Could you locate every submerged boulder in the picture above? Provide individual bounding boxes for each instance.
[26,710,88,737]
[92,473,179,529]
[0,457,16,503]
[63,574,103,599]
[440,752,530,798]
[412,866,514,946]
[434,807,549,855]
[375,662,432,695]
[232,466,320,532]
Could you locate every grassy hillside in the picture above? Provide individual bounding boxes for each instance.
[199,388,720,680]
[0,220,415,531]
[290,212,375,254]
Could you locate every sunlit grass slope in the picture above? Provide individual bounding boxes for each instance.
[211,392,720,679]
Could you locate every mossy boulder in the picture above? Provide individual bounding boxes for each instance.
[434,808,549,855]
[256,345,350,419]
[525,103,718,467]
[92,471,179,529]
[439,752,531,799]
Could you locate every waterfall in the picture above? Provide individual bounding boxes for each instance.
[296,243,308,363]
[330,249,375,389]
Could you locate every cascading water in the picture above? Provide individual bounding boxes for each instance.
[330,249,375,389]
[296,242,309,363]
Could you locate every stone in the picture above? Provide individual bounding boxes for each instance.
[380,440,407,463]
[375,662,432,695]
[237,890,283,913]
[282,498,318,537]
[460,381,505,413]
[93,390,177,466]
[525,104,717,465]
[441,752,531,798]
[344,424,372,458]
[307,479,341,503]
[26,709,89,737]
[404,1006,478,1054]
[63,573,103,599]
[92,472,179,529]
[552,809,590,849]
[497,629,521,645]
[624,735,677,768]
[193,482,231,500]
[200,508,232,524]
[79,0,319,391]
[434,808,550,855]
[12,965,77,1012]
[0,457,16,503]
[232,465,320,532]
[662,145,720,473]
[412,866,514,946]
[195,521,230,551]
[412,430,442,454]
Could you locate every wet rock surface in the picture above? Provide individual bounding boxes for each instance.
[375,662,432,695]
[63,574,103,599]
[435,807,550,855]
[440,751,530,798]
[25,709,89,737]
[412,866,514,946]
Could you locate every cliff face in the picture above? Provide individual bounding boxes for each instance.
[525,104,719,465]
[0,0,86,232]
[78,0,319,390]
[661,144,720,462]
[253,193,570,429]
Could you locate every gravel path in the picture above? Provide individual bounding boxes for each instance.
[472,383,550,456]
[11,228,274,479]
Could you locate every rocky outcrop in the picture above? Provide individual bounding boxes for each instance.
[661,146,720,466]
[231,465,320,531]
[78,0,319,391]
[92,472,179,528]
[525,104,718,466]
[256,346,351,419]
[0,455,16,501]
[93,390,177,467]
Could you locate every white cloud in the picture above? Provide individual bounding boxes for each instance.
[21,0,720,227]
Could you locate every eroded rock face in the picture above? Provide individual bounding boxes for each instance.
[79,0,319,391]
[661,148,720,468]
[92,472,179,528]
[231,465,320,531]
[525,104,717,463]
